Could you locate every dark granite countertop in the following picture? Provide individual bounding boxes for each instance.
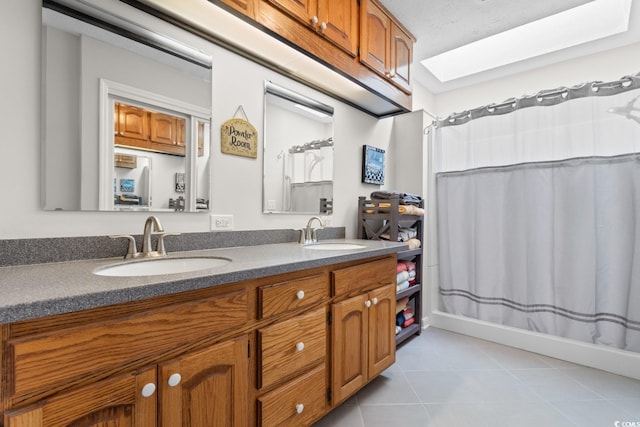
[0,239,406,324]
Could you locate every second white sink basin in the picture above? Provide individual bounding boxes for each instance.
[94,257,231,277]
[304,242,366,251]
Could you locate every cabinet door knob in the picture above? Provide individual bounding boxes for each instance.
[365,300,372,308]
[296,403,305,414]
[296,290,305,300]
[168,373,182,387]
[296,342,305,351]
[141,382,156,397]
[372,297,378,305]
[320,22,327,31]
[311,15,318,25]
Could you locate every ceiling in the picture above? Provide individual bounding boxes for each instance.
[378,0,640,94]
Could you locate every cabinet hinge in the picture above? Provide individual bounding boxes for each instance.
[247,340,251,358]
[327,387,332,402]
[327,311,333,325]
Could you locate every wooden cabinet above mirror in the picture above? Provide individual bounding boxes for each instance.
[215,0,414,111]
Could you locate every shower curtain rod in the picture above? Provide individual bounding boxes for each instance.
[435,72,640,128]
[288,137,333,153]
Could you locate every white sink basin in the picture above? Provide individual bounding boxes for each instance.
[304,242,366,251]
[93,257,231,277]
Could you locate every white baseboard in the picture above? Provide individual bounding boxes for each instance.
[427,311,640,380]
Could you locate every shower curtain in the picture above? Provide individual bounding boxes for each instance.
[434,80,640,352]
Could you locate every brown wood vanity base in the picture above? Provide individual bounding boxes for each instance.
[1,254,397,426]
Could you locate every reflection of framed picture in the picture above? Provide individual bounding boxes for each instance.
[175,173,185,193]
[362,145,385,185]
[120,179,135,193]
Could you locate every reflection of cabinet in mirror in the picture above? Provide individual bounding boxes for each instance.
[114,103,188,157]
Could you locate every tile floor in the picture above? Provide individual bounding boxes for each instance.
[313,327,640,427]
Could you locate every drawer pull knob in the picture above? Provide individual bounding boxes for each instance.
[311,16,318,25]
[141,383,156,397]
[372,297,378,305]
[168,373,182,387]
[365,300,372,308]
[320,22,327,31]
[296,342,305,351]
[296,403,304,414]
[296,290,305,300]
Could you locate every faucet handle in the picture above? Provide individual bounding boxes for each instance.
[156,232,181,255]
[109,234,138,259]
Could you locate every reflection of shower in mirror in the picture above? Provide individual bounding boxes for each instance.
[305,151,325,182]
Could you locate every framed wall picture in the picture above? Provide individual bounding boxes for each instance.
[362,145,385,185]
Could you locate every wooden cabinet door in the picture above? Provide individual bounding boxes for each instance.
[264,0,318,26]
[4,367,157,427]
[176,117,186,149]
[359,0,390,77]
[317,0,358,56]
[331,293,368,404]
[159,335,249,427]
[367,284,396,378]
[117,104,148,141]
[149,112,177,147]
[390,24,413,94]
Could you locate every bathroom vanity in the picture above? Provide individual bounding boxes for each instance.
[0,239,403,426]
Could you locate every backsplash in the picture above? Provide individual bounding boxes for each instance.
[0,227,345,267]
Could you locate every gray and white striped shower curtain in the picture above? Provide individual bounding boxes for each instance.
[434,84,640,352]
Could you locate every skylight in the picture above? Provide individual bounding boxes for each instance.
[421,0,632,82]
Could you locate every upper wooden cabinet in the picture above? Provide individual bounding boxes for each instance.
[264,0,358,56]
[215,0,414,111]
[360,0,414,94]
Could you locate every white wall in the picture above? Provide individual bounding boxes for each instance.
[0,0,394,239]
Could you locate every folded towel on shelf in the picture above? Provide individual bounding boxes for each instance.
[398,260,416,271]
[402,317,415,328]
[397,281,410,292]
[396,325,402,335]
[403,308,414,321]
[396,296,409,314]
[381,227,417,243]
[396,312,405,327]
[398,204,425,216]
[370,191,423,206]
[397,270,410,284]
[397,262,408,273]
[407,239,421,250]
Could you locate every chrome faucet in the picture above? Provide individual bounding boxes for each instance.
[141,215,164,257]
[300,216,325,244]
[110,215,179,259]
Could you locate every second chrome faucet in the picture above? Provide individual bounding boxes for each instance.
[300,216,325,244]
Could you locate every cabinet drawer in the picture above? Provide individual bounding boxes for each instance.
[7,289,248,399]
[258,363,326,427]
[332,256,396,297]
[259,273,329,319]
[259,306,326,389]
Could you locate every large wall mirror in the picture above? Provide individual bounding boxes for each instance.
[263,81,334,214]
[41,2,212,212]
